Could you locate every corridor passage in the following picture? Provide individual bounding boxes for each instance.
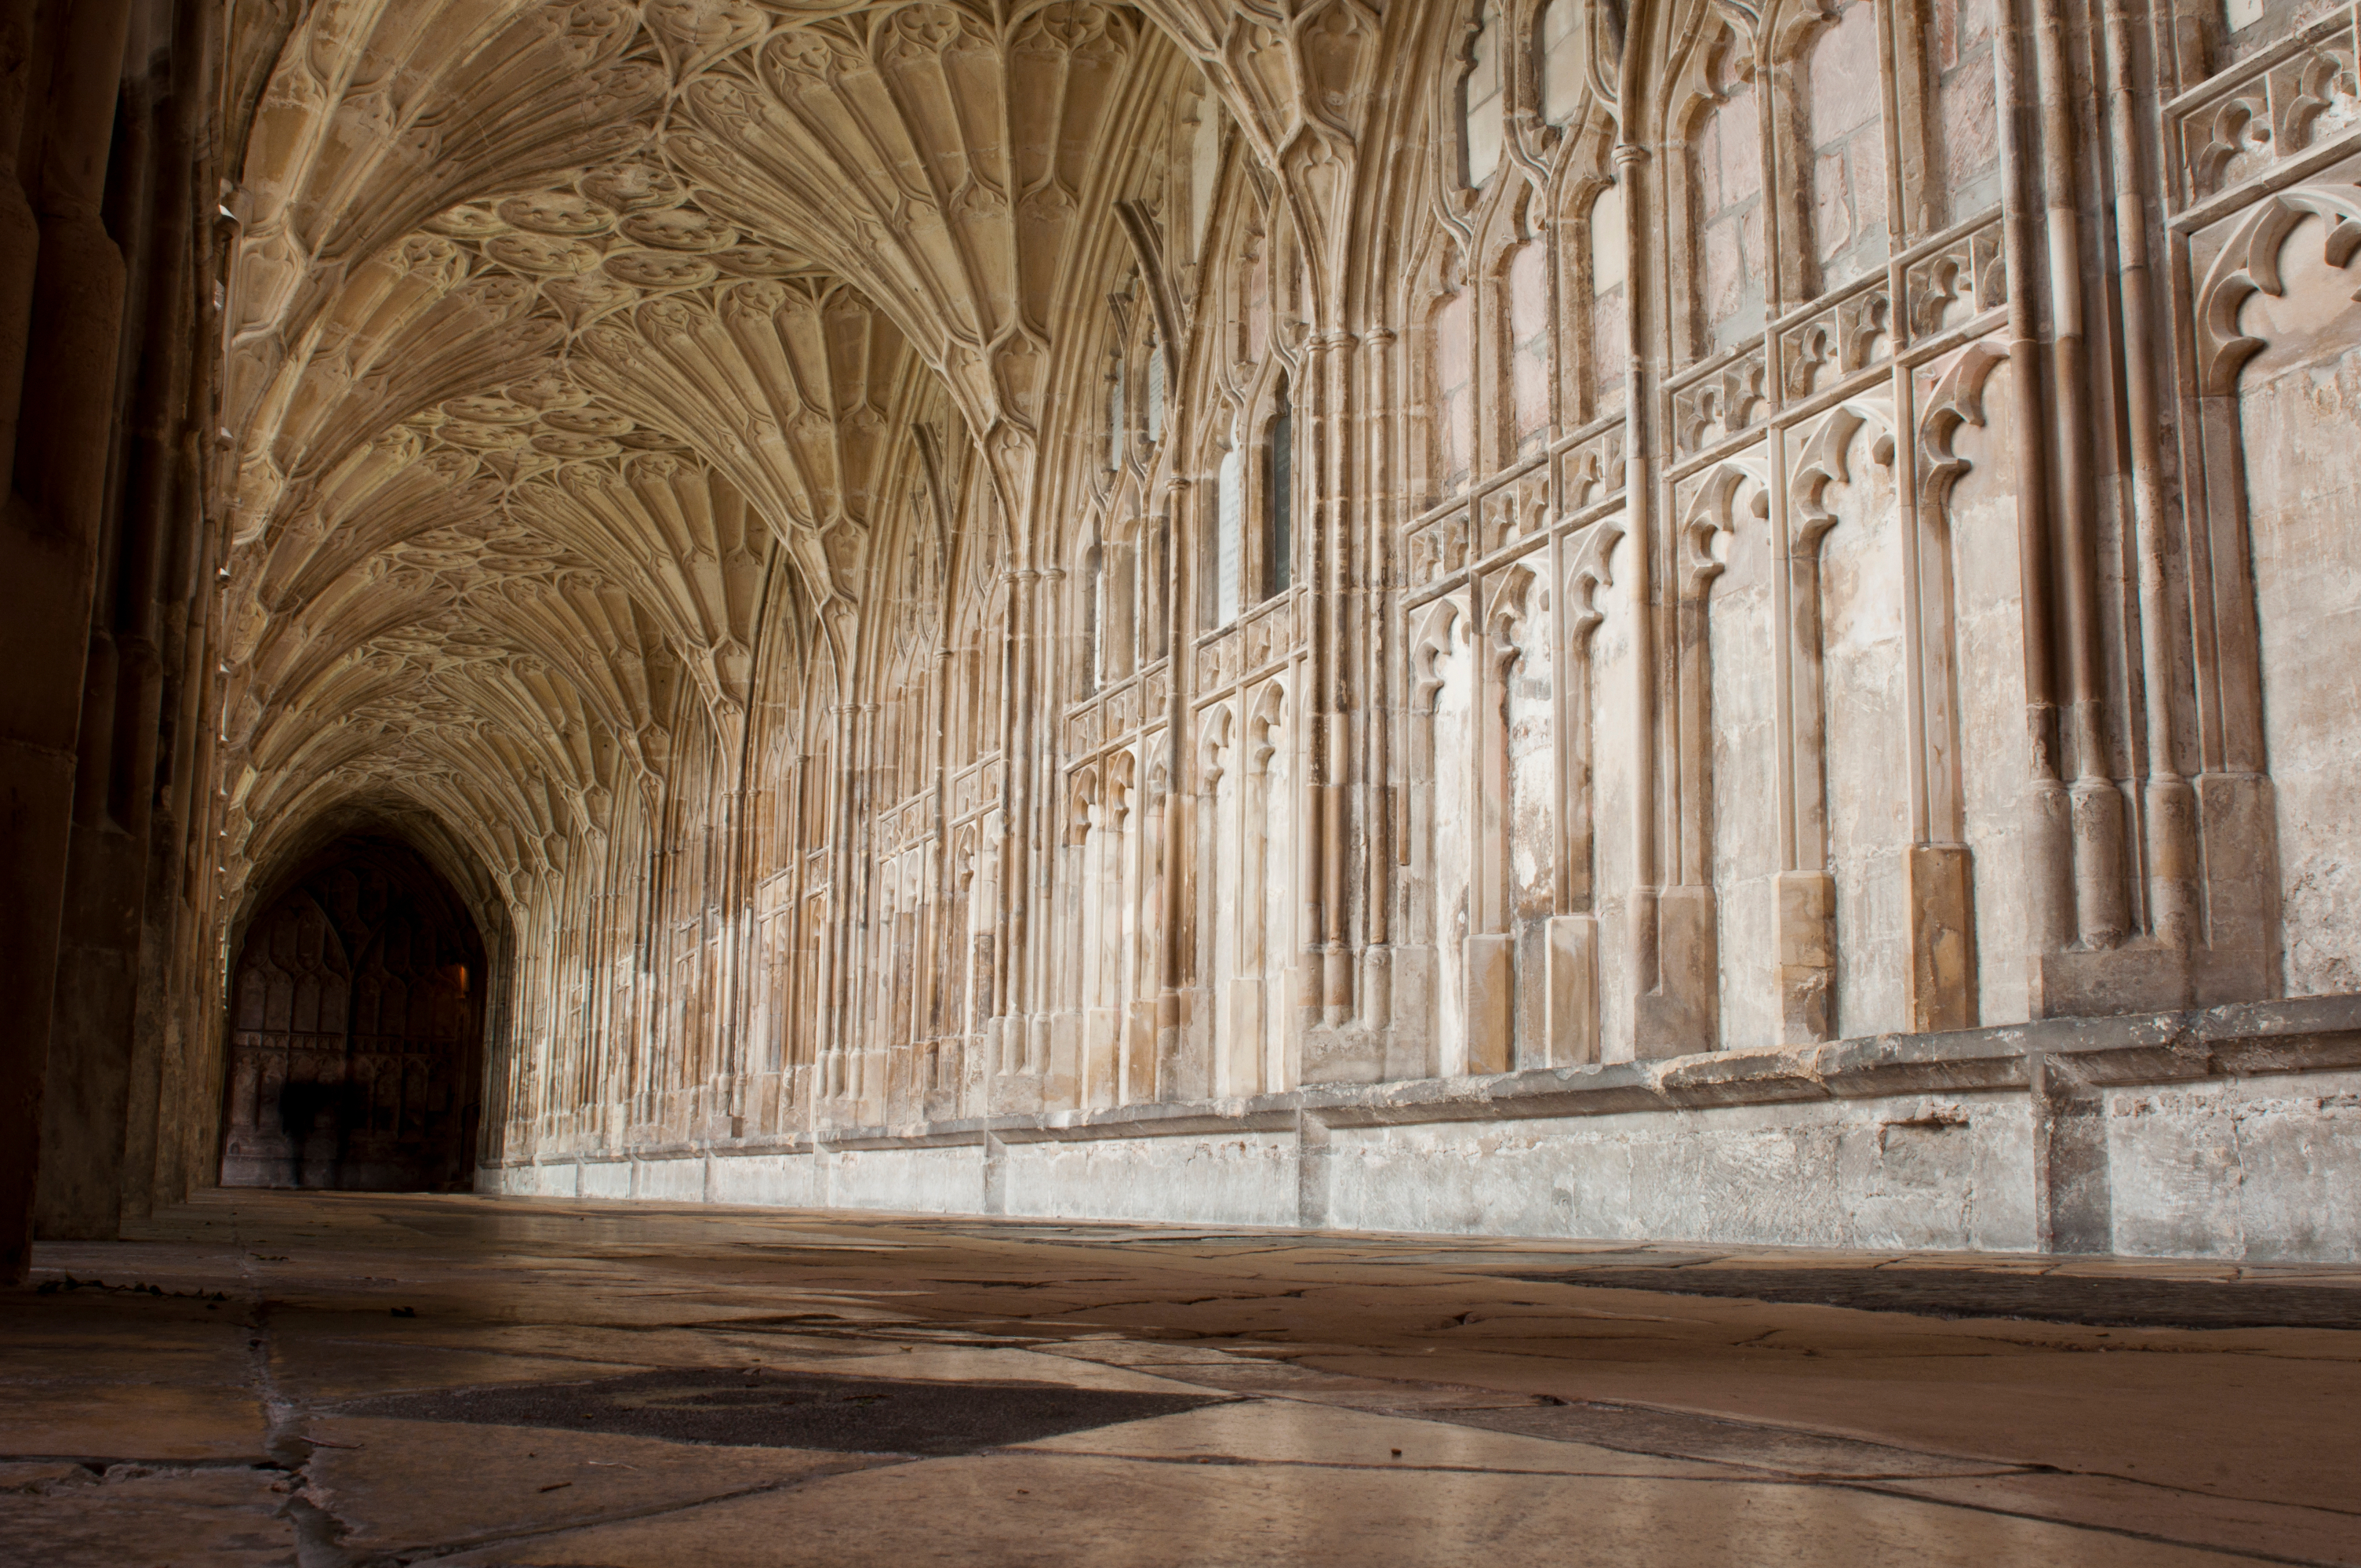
[5,1191,2359,1566]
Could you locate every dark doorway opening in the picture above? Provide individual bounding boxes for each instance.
[219,837,487,1191]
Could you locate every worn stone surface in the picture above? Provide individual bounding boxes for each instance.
[0,1464,298,1568]
[4,1190,2359,1566]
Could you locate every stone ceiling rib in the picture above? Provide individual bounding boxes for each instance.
[213,0,1258,909]
[568,279,933,608]
[668,2,1146,429]
[230,1,662,387]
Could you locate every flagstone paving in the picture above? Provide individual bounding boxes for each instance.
[5,1190,2359,1566]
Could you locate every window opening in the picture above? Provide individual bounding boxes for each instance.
[1464,0,1504,186]
[1265,382,1293,599]
[1084,541,1104,690]
[1146,340,1166,446]
[1541,0,1584,126]
[1108,358,1126,471]
[1217,434,1243,625]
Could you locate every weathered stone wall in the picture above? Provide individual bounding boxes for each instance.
[482,999,2361,1261]
[2238,211,2361,999]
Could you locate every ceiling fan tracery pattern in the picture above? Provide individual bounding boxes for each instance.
[215,0,1378,920]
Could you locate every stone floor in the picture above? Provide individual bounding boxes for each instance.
[5,1195,2360,1566]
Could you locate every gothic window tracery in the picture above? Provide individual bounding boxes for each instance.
[1539,0,1586,126]
[1104,523,1139,683]
[1799,0,1893,293]
[1185,86,1224,267]
[1688,31,1769,356]
[1930,0,2003,223]
[1588,178,1630,407]
[1462,0,1507,187]
[1432,267,1478,493]
[1504,226,1552,449]
[1669,0,1929,363]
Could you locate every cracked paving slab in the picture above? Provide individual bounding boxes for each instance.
[5,1188,2359,1566]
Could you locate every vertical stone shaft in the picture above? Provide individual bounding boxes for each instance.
[1614,135,1670,1059]
[42,1,182,1240]
[2101,0,2199,959]
[1996,0,2075,992]
[1359,327,1394,1033]
[2030,0,2131,957]
[0,0,133,1280]
[1317,327,1353,1028]
[86,0,209,1230]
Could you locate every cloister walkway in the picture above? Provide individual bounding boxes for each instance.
[5,1191,2359,1565]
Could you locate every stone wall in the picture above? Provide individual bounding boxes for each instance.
[482,998,2361,1262]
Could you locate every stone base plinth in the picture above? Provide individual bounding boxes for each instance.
[482,995,2361,1263]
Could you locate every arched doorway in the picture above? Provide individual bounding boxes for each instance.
[219,838,487,1190]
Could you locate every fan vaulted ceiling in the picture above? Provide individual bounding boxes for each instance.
[213,0,1364,905]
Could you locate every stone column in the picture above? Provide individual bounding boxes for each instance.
[1359,328,1395,1036]
[1312,328,1354,1029]
[1995,0,2076,1006]
[1152,482,1195,1099]
[1,0,134,1280]
[45,0,207,1239]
